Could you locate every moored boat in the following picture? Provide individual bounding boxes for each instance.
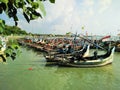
[45,45,90,62]
[57,47,115,67]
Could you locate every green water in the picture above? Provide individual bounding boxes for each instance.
[0,47,120,90]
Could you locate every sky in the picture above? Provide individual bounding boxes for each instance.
[1,0,120,36]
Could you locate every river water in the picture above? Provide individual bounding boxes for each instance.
[0,47,120,90]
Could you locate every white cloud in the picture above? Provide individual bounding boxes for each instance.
[40,0,77,34]
[99,0,112,13]
[83,0,94,6]
[80,0,95,18]
[44,0,74,22]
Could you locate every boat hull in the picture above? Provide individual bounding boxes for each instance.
[58,47,115,68]
[58,56,113,67]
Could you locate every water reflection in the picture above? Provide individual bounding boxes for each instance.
[51,65,115,90]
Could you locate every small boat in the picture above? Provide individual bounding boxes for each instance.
[57,47,115,67]
[45,45,90,62]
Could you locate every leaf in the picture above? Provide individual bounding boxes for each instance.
[14,0,24,8]
[0,2,7,11]
[18,2,24,8]
[0,7,3,14]
[31,2,39,9]
[0,19,5,33]
[23,12,30,23]
[7,2,13,9]
[13,8,17,15]
[0,25,4,33]
[27,7,33,11]
[8,11,13,18]
[49,0,55,3]
[13,15,18,21]
[30,14,39,20]
[14,0,20,8]
[0,0,9,4]
[2,19,5,24]
[38,1,46,16]
[32,10,42,18]
[15,21,18,26]
[26,0,32,4]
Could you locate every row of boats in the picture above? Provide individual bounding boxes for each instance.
[18,36,116,68]
[45,45,115,67]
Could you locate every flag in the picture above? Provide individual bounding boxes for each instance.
[101,35,111,42]
[81,26,85,30]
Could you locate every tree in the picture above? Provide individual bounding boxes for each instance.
[2,25,28,35]
[0,0,55,26]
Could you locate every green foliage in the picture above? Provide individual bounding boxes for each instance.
[0,19,5,33]
[0,36,21,61]
[49,0,55,3]
[4,37,22,60]
[32,2,39,9]
[0,0,55,26]
[1,25,28,35]
[39,1,46,16]
[5,44,21,60]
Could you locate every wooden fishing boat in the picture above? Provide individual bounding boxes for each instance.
[57,47,115,67]
[44,45,90,62]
